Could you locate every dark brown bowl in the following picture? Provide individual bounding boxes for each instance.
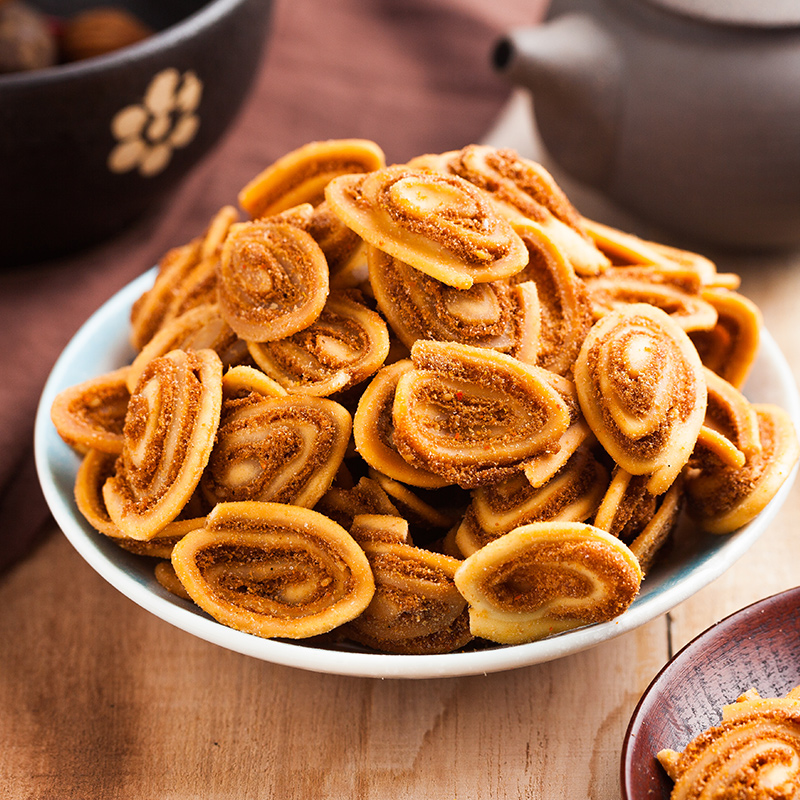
[620,585,800,799]
[0,0,273,267]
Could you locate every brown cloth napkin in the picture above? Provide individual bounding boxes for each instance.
[0,0,547,573]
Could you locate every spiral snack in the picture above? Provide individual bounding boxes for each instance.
[170,501,375,639]
[51,366,131,454]
[626,478,684,573]
[201,393,351,508]
[511,223,593,375]
[127,304,248,392]
[686,403,800,534]
[353,360,450,489]
[129,205,238,349]
[392,340,571,488]
[691,367,762,470]
[575,303,707,495]
[521,371,593,488]
[455,446,608,557]
[217,219,330,342]
[426,145,609,277]
[74,448,207,558]
[246,288,390,396]
[689,288,762,389]
[657,686,800,799]
[453,521,642,644]
[325,165,529,289]
[345,514,472,654]
[220,364,287,400]
[102,349,223,540]
[581,217,729,287]
[583,271,719,333]
[238,138,386,219]
[368,245,540,360]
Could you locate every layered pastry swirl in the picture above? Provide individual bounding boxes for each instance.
[102,348,223,541]
[171,501,375,639]
[658,686,800,800]
[325,165,530,289]
[453,521,642,644]
[50,138,799,654]
[575,303,707,496]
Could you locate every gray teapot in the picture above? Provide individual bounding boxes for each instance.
[493,0,800,249]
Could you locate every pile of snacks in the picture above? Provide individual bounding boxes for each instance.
[657,686,800,798]
[50,139,800,655]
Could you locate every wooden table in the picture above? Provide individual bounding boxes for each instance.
[2,93,799,800]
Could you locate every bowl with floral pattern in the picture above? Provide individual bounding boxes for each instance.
[0,0,273,266]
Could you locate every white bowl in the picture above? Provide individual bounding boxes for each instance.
[34,269,800,679]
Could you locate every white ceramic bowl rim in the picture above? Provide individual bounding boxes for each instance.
[0,0,254,87]
[34,269,800,680]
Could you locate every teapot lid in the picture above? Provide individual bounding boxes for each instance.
[643,0,800,27]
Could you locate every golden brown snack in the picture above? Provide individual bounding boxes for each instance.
[368,245,540,360]
[575,303,707,495]
[353,360,450,489]
[170,501,375,639]
[511,222,594,375]
[453,521,642,644]
[691,367,762,470]
[686,403,799,534]
[657,686,800,799]
[51,366,131,454]
[127,303,249,392]
[74,448,205,557]
[521,371,594,488]
[392,340,571,488]
[102,349,223,541]
[238,138,386,219]
[129,205,237,349]
[220,364,287,400]
[689,288,762,389]
[247,289,389,396]
[626,478,683,573]
[592,467,684,573]
[325,165,529,289]
[583,270,718,333]
[345,514,472,654]
[154,560,192,600]
[201,393,351,509]
[217,219,330,343]
[455,446,608,557]
[419,145,609,277]
[581,217,730,287]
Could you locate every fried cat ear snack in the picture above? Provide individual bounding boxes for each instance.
[103,348,223,541]
[171,501,375,639]
[575,303,707,495]
[325,165,530,289]
[657,686,800,800]
[453,521,642,644]
[392,340,571,488]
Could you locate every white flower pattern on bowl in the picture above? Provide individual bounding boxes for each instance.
[108,68,203,177]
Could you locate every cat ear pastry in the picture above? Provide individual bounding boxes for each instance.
[170,501,375,639]
[325,165,530,289]
[453,521,642,644]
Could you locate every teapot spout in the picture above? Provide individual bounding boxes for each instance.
[493,13,622,188]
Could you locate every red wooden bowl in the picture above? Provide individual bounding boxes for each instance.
[621,585,800,799]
